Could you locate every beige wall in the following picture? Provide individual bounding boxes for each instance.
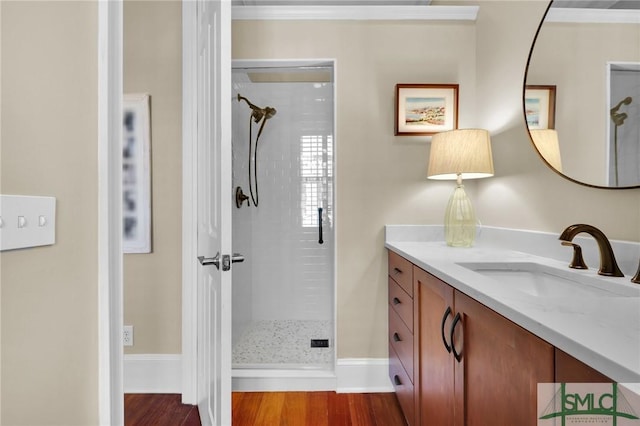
[233,19,477,358]
[1,2,99,425]
[123,0,182,355]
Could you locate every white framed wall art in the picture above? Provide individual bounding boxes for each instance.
[122,93,152,253]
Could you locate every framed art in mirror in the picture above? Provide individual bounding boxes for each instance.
[525,85,556,130]
[395,84,458,136]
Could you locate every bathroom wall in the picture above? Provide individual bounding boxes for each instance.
[474,1,640,242]
[233,19,477,359]
[0,2,99,424]
[123,0,182,355]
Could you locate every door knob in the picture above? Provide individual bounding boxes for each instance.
[198,252,245,271]
[198,252,221,269]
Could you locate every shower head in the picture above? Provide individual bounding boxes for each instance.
[263,106,277,120]
[611,96,633,115]
[237,93,277,124]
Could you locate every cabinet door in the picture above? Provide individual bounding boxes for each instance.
[555,348,611,383]
[454,291,554,426]
[416,267,455,426]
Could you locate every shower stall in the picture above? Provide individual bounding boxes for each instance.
[230,60,336,387]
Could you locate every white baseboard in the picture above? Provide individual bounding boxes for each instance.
[125,355,393,394]
[124,354,182,394]
[336,358,394,393]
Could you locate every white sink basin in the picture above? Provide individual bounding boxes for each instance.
[456,262,640,298]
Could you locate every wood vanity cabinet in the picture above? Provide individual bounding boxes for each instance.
[416,266,555,425]
[388,251,419,426]
[389,252,557,426]
[555,348,612,383]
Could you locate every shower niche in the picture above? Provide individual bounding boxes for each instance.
[231,60,336,381]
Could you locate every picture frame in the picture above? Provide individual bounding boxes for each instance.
[395,84,459,136]
[122,93,152,254]
[525,85,556,130]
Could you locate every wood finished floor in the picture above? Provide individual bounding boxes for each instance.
[124,392,407,426]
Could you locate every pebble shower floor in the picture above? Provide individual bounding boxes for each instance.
[232,319,333,368]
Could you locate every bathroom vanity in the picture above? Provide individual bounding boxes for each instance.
[385,225,640,426]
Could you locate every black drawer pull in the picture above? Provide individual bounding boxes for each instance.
[393,332,401,342]
[441,306,452,353]
[450,312,463,363]
[393,375,402,386]
[393,267,403,275]
[392,297,401,305]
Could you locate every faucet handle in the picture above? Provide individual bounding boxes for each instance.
[561,241,588,270]
[632,260,640,285]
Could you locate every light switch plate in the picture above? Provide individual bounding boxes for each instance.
[0,195,56,251]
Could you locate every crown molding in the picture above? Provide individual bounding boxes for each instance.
[232,5,479,21]
[546,7,640,24]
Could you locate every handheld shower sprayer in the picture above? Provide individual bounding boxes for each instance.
[611,96,632,126]
[610,96,633,186]
[237,93,277,207]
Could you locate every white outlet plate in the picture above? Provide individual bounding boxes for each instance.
[123,325,134,347]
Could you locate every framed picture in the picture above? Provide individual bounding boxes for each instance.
[525,85,556,130]
[395,84,459,136]
[122,93,152,254]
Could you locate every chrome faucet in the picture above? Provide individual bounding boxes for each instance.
[559,224,624,277]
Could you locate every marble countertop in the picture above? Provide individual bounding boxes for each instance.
[385,226,640,389]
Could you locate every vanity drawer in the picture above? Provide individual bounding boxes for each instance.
[389,344,415,426]
[389,251,413,296]
[389,306,414,381]
[389,277,413,333]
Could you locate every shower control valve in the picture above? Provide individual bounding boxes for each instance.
[235,186,250,208]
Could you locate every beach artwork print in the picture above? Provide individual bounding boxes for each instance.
[525,86,555,130]
[395,84,458,136]
[405,97,446,126]
[525,97,541,128]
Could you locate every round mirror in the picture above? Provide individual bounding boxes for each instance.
[524,1,640,189]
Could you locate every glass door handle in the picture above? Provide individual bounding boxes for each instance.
[318,207,324,245]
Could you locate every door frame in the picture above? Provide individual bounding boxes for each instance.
[98,0,124,424]
[181,0,199,404]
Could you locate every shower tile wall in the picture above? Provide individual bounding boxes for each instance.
[232,81,334,349]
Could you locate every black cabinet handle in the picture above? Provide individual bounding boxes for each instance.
[393,375,402,386]
[393,267,403,275]
[392,297,401,305]
[393,332,401,342]
[450,312,463,363]
[441,306,452,353]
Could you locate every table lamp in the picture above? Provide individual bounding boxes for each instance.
[427,129,494,247]
[529,129,562,173]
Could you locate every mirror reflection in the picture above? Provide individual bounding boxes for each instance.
[525,0,640,188]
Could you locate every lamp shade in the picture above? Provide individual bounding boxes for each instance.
[427,129,494,180]
[529,129,562,172]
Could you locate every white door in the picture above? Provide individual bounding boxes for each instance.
[195,0,232,425]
